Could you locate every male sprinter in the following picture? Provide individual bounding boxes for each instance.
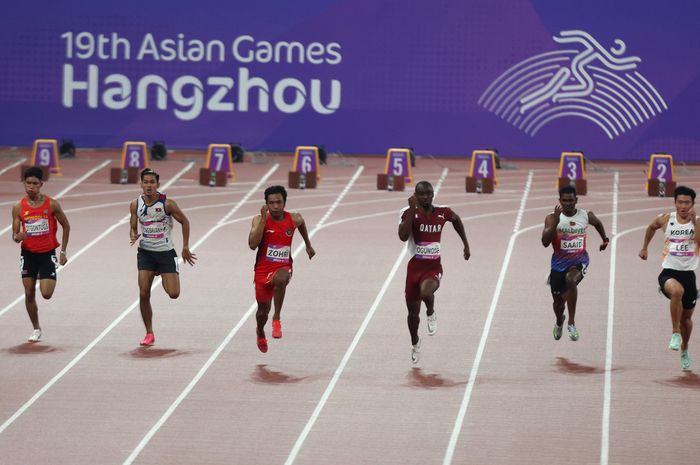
[398,180,470,364]
[249,185,315,353]
[639,185,699,370]
[542,185,608,342]
[11,166,70,342]
[130,168,196,346]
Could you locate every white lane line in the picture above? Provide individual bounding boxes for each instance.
[0,162,193,319]
[284,167,449,465]
[122,165,364,465]
[0,160,111,237]
[0,163,275,436]
[443,170,534,465]
[0,157,26,176]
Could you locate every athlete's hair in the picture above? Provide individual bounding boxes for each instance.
[264,185,287,204]
[140,168,159,182]
[23,166,43,181]
[415,180,433,192]
[674,185,696,202]
[558,185,577,197]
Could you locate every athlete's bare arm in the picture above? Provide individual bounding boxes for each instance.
[293,212,315,259]
[450,212,470,260]
[166,199,196,266]
[11,202,25,243]
[248,205,267,250]
[51,199,71,265]
[129,200,140,246]
[639,213,669,260]
[541,205,562,247]
[587,211,609,251]
[398,195,417,241]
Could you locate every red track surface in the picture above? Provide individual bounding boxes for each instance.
[0,150,699,465]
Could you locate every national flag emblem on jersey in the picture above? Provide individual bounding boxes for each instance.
[286,229,293,237]
[155,208,162,212]
[570,221,576,226]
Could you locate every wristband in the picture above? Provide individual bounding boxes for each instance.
[60,250,66,255]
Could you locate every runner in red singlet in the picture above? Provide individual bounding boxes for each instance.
[11,167,71,342]
[248,185,315,353]
[398,181,470,364]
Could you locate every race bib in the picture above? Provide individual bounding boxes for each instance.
[560,236,584,251]
[142,223,166,238]
[669,239,695,257]
[415,242,441,259]
[266,245,291,263]
[25,218,49,236]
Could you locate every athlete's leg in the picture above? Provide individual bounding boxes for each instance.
[564,268,583,325]
[38,278,57,300]
[256,301,272,336]
[138,270,156,333]
[271,268,290,321]
[160,273,181,299]
[552,294,566,327]
[420,279,439,317]
[406,299,421,346]
[22,277,40,330]
[663,279,684,334]
[680,308,694,351]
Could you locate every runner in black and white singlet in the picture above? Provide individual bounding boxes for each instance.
[129,168,197,347]
[398,180,470,364]
[639,185,700,370]
[542,185,608,343]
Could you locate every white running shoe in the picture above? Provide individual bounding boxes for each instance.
[681,350,691,371]
[411,338,421,364]
[427,313,437,336]
[28,329,42,343]
[669,332,682,351]
[567,324,580,341]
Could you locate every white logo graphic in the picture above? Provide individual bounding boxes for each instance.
[479,30,667,139]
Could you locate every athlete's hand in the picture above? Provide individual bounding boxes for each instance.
[639,248,648,260]
[306,245,316,259]
[599,239,609,251]
[129,232,141,246]
[13,231,26,243]
[553,204,563,216]
[463,246,471,260]
[58,252,68,266]
[260,205,268,217]
[182,247,197,266]
[408,195,417,209]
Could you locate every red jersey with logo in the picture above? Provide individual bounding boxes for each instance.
[19,196,59,253]
[400,205,455,265]
[255,212,296,274]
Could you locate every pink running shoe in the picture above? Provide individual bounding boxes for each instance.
[257,336,268,353]
[272,320,282,339]
[140,333,155,346]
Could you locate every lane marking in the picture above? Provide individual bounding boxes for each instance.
[0,163,193,319]
[443,170,534,465]
[284,168,449,465]
[0,157,26,176]
[122,165,364,465]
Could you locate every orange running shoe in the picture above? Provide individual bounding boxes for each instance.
[140,333,155,346]
[272,320,282,339]
[257,336,268,353]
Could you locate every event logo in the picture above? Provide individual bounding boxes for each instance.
[479,30,667,139]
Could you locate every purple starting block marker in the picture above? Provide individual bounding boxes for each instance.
[384,149,412,182]
[470,151,496,180]
[293,147,319,174]
[649,154,674,183]
[121,142,148,170]
[206,144,234,178]
[31,139,61,174]
[559,152,585,181]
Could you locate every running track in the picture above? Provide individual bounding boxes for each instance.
[0,150,698,465]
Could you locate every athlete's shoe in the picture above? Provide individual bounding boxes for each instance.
[567,324,580,341]
[140,333,155,346]
[681,350,692,371]
[669,332,682,351]
[427,313,437,336]
[28,329,42,343]
[271,320,282,339]
[257,336,268,353]
[411,338,421,364]
[553,323,563,341]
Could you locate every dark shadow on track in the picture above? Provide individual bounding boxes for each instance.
[250,364,309,385]
[656,372,700,389]
[4,343,61,355]
[123,347,191,359]
[403,368,467,389]
[553,357,604,375]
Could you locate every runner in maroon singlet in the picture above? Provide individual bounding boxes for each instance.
[248,185,315,353]
[398,181,470,363]
[11,167,71,342]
